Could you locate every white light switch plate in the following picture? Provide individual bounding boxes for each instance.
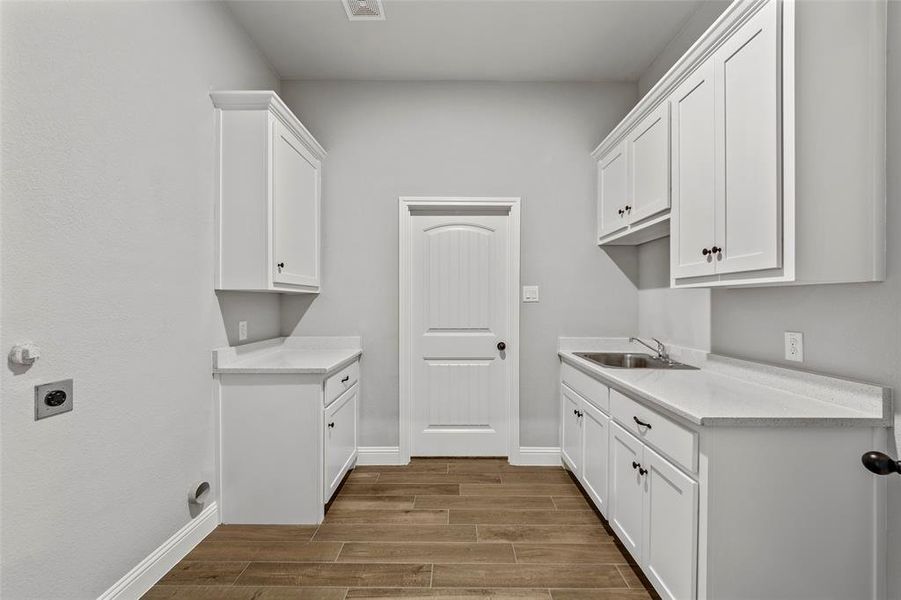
[784,331,803,362]
[522,286,539,303]
[238,321,248,341]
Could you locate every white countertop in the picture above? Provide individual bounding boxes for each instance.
[213,336,361,375]
[559,338,890,427]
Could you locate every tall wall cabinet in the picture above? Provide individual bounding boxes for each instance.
[211,91,326,294]
[592,0,886,288]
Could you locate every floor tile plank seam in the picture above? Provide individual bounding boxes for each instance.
[232,561,252,587]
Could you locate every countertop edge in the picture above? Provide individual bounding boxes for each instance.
[213,350,362,376]
[558,351,888,428]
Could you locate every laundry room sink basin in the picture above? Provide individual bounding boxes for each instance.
[574,352,698,370]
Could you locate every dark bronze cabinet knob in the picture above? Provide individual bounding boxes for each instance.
[497,341,506,351]
[701,248,710,256]
[711,246,721,254]
[862,451,901,475]
[277,262,285,269]
[328,422,335,429]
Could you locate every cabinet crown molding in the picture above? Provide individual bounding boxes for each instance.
[210,90,326,159]
[591,0,770,160]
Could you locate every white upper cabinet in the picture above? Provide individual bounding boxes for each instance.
[628,102,671,224]
[596,142,629,239]
[593,0,886,286]
[593,108,671,246]
[712,0,781,276]
[671,61,717,279]
[212,90,326,294]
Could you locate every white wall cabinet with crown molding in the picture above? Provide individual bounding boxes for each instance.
[593,103,671,246]
[211,90,326,294]
[592,0,886,287]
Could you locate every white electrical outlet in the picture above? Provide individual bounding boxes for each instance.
[784,331,803,362]
[522,286,539,303]
[238,321,248,341]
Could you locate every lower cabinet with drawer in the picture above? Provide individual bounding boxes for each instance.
[560,383,611,515]
[609,422,698,600]
[561,356,884,600]
[217,357,360,524]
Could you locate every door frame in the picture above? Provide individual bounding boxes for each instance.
[399,196,521,464]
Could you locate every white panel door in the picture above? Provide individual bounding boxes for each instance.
[713,0,781,275]
[411,211,510,456]
[561,385,583,474]
[597,143,629,238]
[609,422,644,562]
[628,102,671,223]
[671,60,717,279]
[272,118,320,287]
[580,397,609,517]
[642,445,698,600]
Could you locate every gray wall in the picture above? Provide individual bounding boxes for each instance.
[1,2,280,597]
[637,238,710,351]
[638,0,732,96]
[279,81,640,448]
[711,3,901,592]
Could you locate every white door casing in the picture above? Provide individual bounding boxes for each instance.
[399,197,520,462]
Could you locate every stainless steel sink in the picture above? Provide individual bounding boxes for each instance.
[574,352,698,370]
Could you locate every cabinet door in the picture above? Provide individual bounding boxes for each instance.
[272,118,321,288]
[642,445,698,600]
[670,60,717,279]
[324,384,358,502]
[597,142,629,238]
[581,398,609,517]
[628,102,670,223]
[608,422,644,561]
[560,385,583,475]
[713,0,781,275]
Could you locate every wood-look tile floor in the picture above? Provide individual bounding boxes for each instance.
[144,458,658,600]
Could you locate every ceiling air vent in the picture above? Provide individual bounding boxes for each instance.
[342,0,385,21]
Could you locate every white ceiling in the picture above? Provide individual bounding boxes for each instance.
[226,0,721,82]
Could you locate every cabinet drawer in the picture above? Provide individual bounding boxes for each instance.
[561,362,609,412]
[610,389,697,473]
[325,360,359,406]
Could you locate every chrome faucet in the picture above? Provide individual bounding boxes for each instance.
[629,336,669,362]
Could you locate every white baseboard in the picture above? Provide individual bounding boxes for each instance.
[513,446,562,466]
[356,446,404,465]
[98,502,219,600]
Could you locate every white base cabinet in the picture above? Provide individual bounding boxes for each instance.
[561,364,610,516]
[211,90,326,294]
[217,358,360,524]
[561,358,885,600]
[609,422,698,600]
